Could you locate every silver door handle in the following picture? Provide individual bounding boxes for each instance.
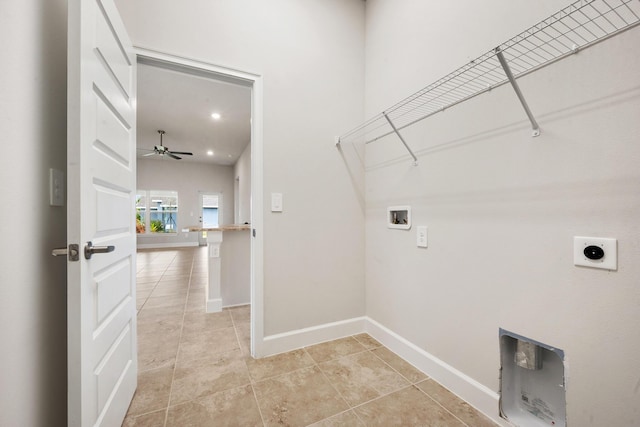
[84,241,115,259]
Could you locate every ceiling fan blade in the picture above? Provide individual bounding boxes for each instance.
[169,151,193,156]
[166,153,182,160]
[142,152,157,157]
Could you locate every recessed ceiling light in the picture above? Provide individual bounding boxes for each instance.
[211,113,221,120]
[207,150,214,156]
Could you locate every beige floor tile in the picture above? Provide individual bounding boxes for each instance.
[188,282,206,290]
[235,320,250,336]
[159,273,191,281]
[170,349,251,405]
[165,385,263,427]
[245,348,315,382]
[136,281,158,291]
[186,287,206,296]
[137,315,183,337]
[138,345,178,372]
[185,292,206,304]
[236,322,251,356]
[142,294,187,310]
[136,268,166,276]
[307,410,366,426]
[229,305,251,322]
[305,337,367,363]
[319,351,410,406]
[122,409,166,427]
[156,278,190,287]
[352,333,383,350]
[372,346,428,384]
[137,304,185,320]
[416,379,498,427]
[138,330,181,352]
[138,268,169,276]
[182,310,234,333]
[151,286,189,298]
[253,365,349,427]
[354,386,466,427]
[126,366,174,416]
[184,294,206,312]
[178,327,240,363]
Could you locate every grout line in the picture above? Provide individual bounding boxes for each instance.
[311,347,362,424]
[135,250,174,313]
[367,345,425,386]
[249,381,268,427]
[162,249,194,427]
[412,379,474,427]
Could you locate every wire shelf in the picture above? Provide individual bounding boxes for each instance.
[338,0,640,152]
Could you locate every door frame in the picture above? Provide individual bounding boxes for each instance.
[135,48,265,357]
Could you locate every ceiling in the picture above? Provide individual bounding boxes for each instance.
[136,63,251,166]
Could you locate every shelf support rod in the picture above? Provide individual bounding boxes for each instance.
[495,47,540,137]
[383,112,418,165]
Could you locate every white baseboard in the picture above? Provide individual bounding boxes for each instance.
[137,242,199,249]
[261,316,367,357]
[223,302,250,309]
[206,298,222,313]
[365,317,508,426]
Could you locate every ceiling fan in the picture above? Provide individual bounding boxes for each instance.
[140,130,193,160]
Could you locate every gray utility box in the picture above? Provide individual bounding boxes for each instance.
[499,329,566,427]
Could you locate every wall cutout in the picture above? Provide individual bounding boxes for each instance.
[500,329,566,427]
[387,206,411,230]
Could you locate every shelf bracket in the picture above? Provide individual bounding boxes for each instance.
[495,47,540,137]
[383,112,418,165]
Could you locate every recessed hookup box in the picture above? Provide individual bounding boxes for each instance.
[499,329,566,427]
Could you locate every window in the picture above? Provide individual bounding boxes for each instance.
[136,190,178,234]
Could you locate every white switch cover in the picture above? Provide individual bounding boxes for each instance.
[271,193,283,212]
[49,168,64,206]
[417,226,428,248]
[574,236,617,270]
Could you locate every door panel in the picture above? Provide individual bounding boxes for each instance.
[68,0,137,425]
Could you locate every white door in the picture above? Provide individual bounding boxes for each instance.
[67,0,137,425]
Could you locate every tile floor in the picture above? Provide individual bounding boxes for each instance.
[124,247,497,427]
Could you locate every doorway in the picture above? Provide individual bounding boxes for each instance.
[200,192,222,228]
[134,50,264,357]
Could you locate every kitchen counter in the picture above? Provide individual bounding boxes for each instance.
[188,224,251,232]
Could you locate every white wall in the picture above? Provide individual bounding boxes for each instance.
[137,158,234,246]
[234,143,251,224]
[116,0,366,336]
[0,0,68,425]
[364,1,640,425]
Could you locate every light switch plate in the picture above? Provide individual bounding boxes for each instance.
[573,236,617,270]
[271,193,283,212]
[417,226,428,248]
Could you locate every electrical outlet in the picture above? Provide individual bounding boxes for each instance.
[573,236,617,270]
[210,246,220,258]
